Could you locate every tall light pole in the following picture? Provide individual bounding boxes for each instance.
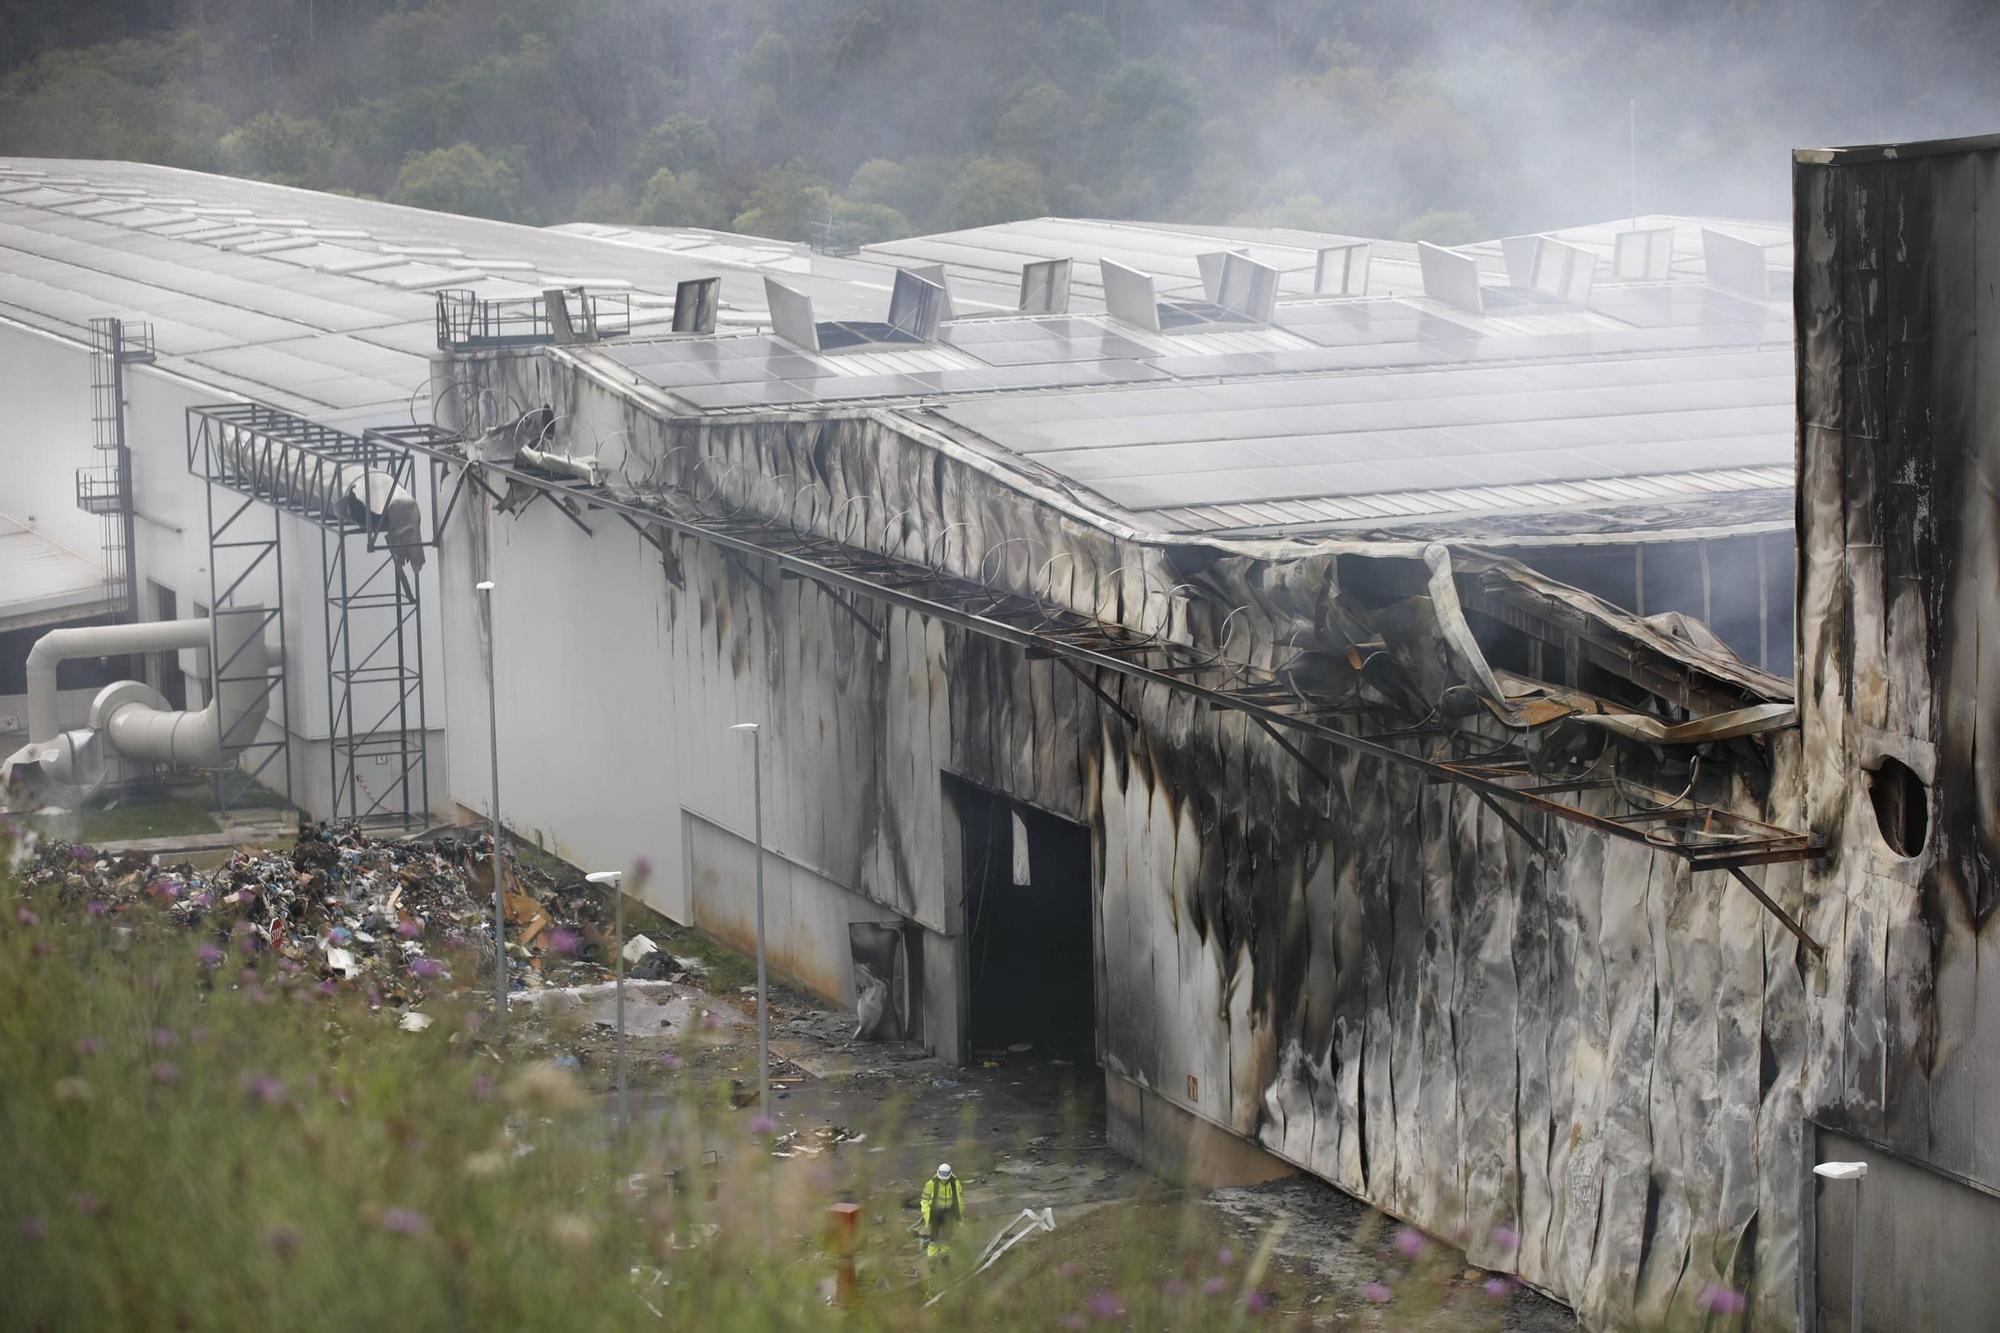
[476,579,505,1039]
[587,869,628,1140]
[1815,1159,1868,1329]
[729,721,769,1122]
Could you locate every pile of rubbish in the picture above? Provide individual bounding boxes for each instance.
[14,822,634,1003]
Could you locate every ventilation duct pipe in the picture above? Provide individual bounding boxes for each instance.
[1,613,271,802]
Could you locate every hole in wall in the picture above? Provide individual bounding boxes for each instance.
[1868,756,1928,858]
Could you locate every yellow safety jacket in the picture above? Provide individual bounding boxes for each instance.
[920,1176,964,1230]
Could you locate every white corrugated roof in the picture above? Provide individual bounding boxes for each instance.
[0,516,117,631]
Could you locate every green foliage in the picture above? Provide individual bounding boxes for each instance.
[0,835,1550,1329]
[222,111,333,186]
[939,156,1047,231]
[1395,210,1481,245]
[634,167,729,230]
[626,112,718,185]
[390,143,525,222]
[730,161,831,242]
[6,0,1997,242]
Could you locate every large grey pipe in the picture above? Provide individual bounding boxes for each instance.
[2,613,270,792]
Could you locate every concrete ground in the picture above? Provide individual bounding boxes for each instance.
[516,955,1577,1330]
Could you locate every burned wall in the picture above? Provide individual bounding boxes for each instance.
[442,345,1818,1328]
[1795,142,2000,1205]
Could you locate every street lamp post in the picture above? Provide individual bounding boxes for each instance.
[729,721,769,1122]
[476,580,505,1040]
[588,869,628,1140]
[1814,1160,1868,1329]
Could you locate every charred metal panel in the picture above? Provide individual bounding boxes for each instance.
[1795,137,2000,1327]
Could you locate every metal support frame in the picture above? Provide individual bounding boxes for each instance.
[188,404,435,827]
[195,468,291,816]
[367,422,1824,948]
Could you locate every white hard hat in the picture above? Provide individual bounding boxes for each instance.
[936,1163,953,1179]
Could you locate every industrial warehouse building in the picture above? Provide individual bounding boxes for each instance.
[3,149,1992,1327]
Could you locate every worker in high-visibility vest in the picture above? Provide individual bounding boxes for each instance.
[920,1163,965,1260]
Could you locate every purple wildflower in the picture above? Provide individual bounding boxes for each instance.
[1699,1285,1747,1315]
[380,1207,429,1236]
[1244,1290,1273,1313]
[73,1038,101,1057]
[16,906,37,926]
[326,927,352,945]
[86,900,107,918]
[239,1073,285,1106]
[70,1192,102,1217]
[31,940,52,958]
[231,920,257,936]
[1203,1277,1227,1296]
[1086,1291,1125,1319]
[151,1028,175,1049]
[1217,1245,1235,1265]
[1362,1281,1393,1304]
[1493,1224,1520,1250]
[277,958,300,975]
[1393,1226,1428,1259]
[750,1114,777,1135]
[1483,1276,1515,1299]
[396,919,422,940]
[471,1074,495,1100]
[660,1051,682,1071]
[196,943,223,969]
[238,933,260,957]
[1057,1262,1080,1279]
[410,957,444,980]
[316,979,338,998]
[700,1010,721,1029]
[1161,1278,1188,1298]
[71,845,92,860]
[266,1224,301,1258]
[189,1025,208,1044]
[20,1215,46,1241]
[151,1061,179,1084]
[1057,1316,1086,1332]
[544,928,579,957]
[190,892,213,909]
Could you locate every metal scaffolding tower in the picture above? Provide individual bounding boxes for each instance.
[73,316,153,622]
[187,404,432,827]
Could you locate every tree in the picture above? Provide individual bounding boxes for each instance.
[1394,210,1481,245]
[939,157,1046,231]
[221,111,332,186]
[731,163,832,242]
[390,143,524,221]
[626,113,718,186]
[825,198,910,247]
[634,167,729,230]
[1089,58,1201,183]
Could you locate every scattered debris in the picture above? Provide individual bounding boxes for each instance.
[623,933,660,965]
[398,1011,434,1033]
[13,823,626,1005]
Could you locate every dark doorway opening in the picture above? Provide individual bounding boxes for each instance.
[952,778,1096,1063]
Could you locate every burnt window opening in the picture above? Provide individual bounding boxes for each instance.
[1868,757,1929,858]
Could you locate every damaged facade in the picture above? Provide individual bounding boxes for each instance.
[1792,133,2000,1330]
[15,148,1996,1326]
[422,229,1816,1327]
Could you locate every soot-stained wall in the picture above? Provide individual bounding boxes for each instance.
[1794,139,2000,1326]
[443,345,1818,1329]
